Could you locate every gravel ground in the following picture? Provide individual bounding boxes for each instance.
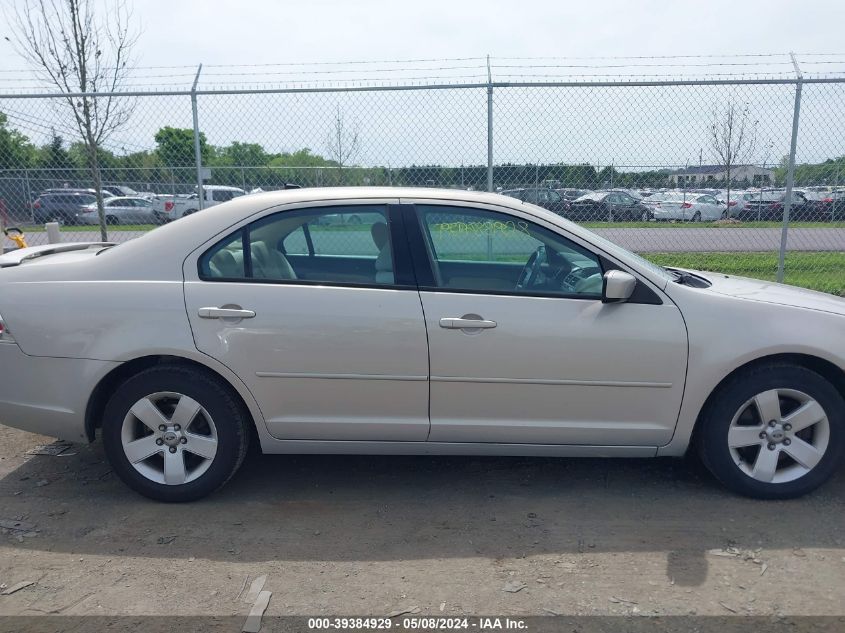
[1,424,845,625]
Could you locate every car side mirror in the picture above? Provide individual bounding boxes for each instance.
[602,270,637,303]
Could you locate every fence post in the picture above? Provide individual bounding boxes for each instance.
[486,55,494,193]
[23,168,33,224]
[777,53,803,283]
[191,64,205,210]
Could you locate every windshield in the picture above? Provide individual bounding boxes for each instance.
[521,202,675,284]
[584,229,676,283]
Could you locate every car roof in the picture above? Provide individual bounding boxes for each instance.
[574,192,607,200]
[203,185,245,191]
[41,191,95,198]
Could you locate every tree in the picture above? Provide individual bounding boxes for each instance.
[269,148,338,168]
[211,142,271,168]
[0,112,36,170]
[708,100,757,211]
[155,126,208,168]
[325,106,360,184]
[36,130,73,170]
[7,0,138,240]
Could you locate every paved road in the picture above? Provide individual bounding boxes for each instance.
[21,226,845,252]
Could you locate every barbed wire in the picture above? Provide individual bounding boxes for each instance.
[0,53,843,95]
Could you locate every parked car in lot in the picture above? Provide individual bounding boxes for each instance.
[644,192,726,222]
[31,191,97,224]
[725,191,758,217]
[40,187,97,196]
[78,197,159,225]
[1,187,844,502]
[556,188,593,203]
[501,188,568,216]
[152,185,247,222]
[736,190,816,221]
[568,191,651,221]
[807,191,845,221]
[100,185,157,200]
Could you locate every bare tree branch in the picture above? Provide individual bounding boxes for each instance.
[708,99,758,214]
[325,106,360,183]
[5,0,138,240]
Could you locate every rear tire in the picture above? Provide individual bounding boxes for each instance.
[102,364,251,502]
[697,364,845,499]
[691,211,702,222]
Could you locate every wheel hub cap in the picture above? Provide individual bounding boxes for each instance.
[765,424,786,444]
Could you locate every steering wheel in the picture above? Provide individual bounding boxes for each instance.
[516,246,546,290]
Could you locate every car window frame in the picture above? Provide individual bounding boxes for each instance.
[195,202,416,290]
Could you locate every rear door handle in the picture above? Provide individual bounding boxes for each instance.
[439,317,497,329]
[198,307,256,319]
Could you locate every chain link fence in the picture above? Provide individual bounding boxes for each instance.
[1,56,843,295]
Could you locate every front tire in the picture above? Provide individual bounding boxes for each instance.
[697,364,845,499]
[102,364,250,502]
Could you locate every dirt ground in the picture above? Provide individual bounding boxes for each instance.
[1,423,845,624]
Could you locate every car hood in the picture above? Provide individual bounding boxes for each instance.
[694,270,845,316]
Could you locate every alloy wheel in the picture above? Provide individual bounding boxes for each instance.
[727,388,830,484]
[120,391,218,485]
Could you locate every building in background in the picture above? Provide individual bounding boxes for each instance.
[670,164,775,186]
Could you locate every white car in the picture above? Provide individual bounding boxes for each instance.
[0,188,843,502]
[644,192,726,221]
[78,196,158,225]
[152,185,247,222]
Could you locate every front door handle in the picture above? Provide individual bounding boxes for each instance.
[439,317,497,329]
[198,307,256,319]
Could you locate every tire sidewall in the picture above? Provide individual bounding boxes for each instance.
[700,365,845,499]
[102,366,247,502]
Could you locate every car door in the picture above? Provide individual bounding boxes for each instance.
[537,189,567,216]
[403,201,688,447]
[182,201,431,442]
[103,198,124,222]
[604,193,621,221]
[698,195,721,221]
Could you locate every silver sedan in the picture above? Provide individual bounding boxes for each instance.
[0,188,843,501]
[78,196,159,225]
[644,192,726,221]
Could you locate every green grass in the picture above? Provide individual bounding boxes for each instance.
[437,251,845,296]
[647,251,845,296]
